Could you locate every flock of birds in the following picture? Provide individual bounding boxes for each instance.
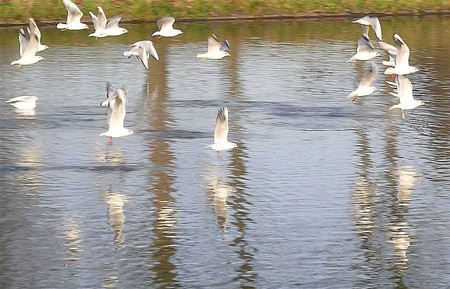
[6,0,424,152]
[346,15,424,118]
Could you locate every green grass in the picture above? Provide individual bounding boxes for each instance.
[0,0,448,23]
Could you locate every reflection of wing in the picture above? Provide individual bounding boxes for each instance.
[214,107,229,145]
[106,191,129,249]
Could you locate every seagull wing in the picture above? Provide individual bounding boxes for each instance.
[157,17,175,30]
[214,107,229,145]
[393,34,411,68]
[378,41,397,54]
[63,0,84,24]
[22,33,39,58]
[356,35,374,53]
[18,28,29,57]
[397,75,414,103]
[207,34,221,52]
[139,41,159,61]
[108,89,127,131]
[96,6,108,30]
[359,62,378,87]
[106,16,122,30]
[368,17,382,41]
[28,18,42,42]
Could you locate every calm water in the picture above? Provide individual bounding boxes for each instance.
[0,16,449,288]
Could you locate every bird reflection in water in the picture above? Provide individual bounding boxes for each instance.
[388,165,418,275]
[105,190,129,250]
[62,218,84,268]
[95,143,125,164]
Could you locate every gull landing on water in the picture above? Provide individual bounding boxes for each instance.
[123,40,159,70]
[6,96,38,110]
[197,34,230,60]
[100,84,133,143]
[152,17,183,38]
[209,107,237,152]
[56,0,88,31]
[89,6,127,38]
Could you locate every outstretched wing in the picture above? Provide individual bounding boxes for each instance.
[63,0,84,24]
[214,107,229,145]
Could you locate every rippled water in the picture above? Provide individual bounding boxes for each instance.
[1,16,449,288]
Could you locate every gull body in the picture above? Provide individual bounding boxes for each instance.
[389,75,424,118]
[347,36,380,62]
[28,18,48,51]
[352,15,383,41]
[123,40,159,69]
[100,84,133,138]
[6,96,39,110]
[209,107,237,152]
[384,34,418,76]
[197,34,230,60]
[11,29,44,67]
[89,6,127,38]
[348,62,378,101]
[152,17,182,37]
[57,0,88,30]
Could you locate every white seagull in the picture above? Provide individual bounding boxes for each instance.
[123,40,159,69]
[347,35,380,62]
[209,107,237,152]
[384,34,419,76]
[152,17,183,37]
[389,75,424,118]
[352,15,383,41]
[57,0,89,31]
[6,96,39,110]
[10,28,44,67]
[100,84,133,140]
[89,6,127,38]
[197,34,230,60]
[28,18,48,52]
[347,62,378,101]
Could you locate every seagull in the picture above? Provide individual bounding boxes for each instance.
[352,15,383,41]
[197,34,230,59]
[56,0,88,31]
[152,17,183,37]
[6,96,38,110]
[389,75,424,118]
[89,6,127,38]
[10,28,44,67]
[384,34,419,76]
[209,107,237,152]
[378,41,397,67]
[100,84,133,141]
[347,35,380,62]
[28,18,48,52]
[347,62,378,101]
[123,40,159,69]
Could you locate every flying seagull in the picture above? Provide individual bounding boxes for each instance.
[197,34,230,59]
[100,84,133,141]
[123,40,159,69]
[389,75,424,118]
[10,28,44,67]
[152,17,183,37]
[384,34,419,75]
[57,0,88,30]
[347,61,378,101]
[347,35,380,62]
[89,6,127,38]
[352,15,383,41]
[209,107,237,152]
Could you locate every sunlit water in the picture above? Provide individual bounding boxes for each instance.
[1,16,449,288]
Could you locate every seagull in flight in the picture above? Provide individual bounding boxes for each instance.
[209,107,237,152]
[123,40,159,69]
[389,75,424,118]
[347,62,378,101]
[57,0,88,31]
[197,34,230,59]
[10,28,44,67]
[347,35,380,62]
[352,15,383,41]
[384,34,419,76]
[89,6,127,38]
[152,17,183,37]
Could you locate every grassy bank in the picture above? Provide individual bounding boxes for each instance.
[0,0,449,24]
